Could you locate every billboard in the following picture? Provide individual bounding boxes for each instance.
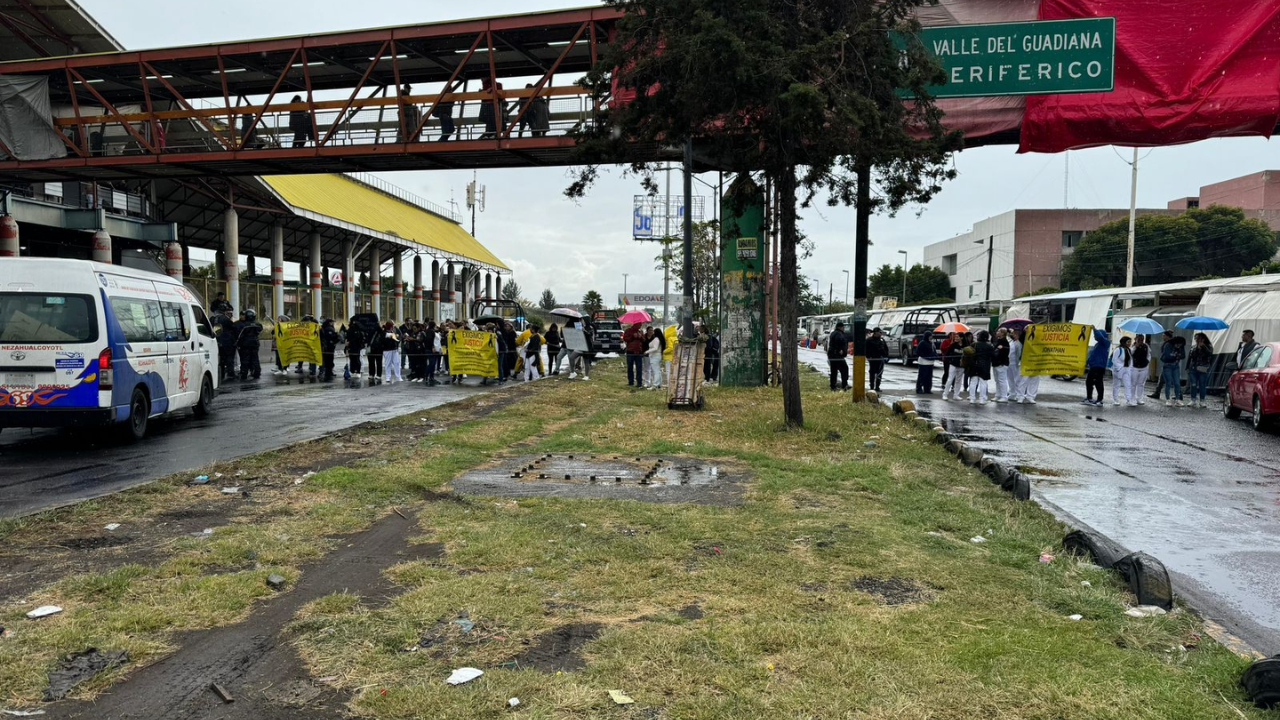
[633,195,706,239]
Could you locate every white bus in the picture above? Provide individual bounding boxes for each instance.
[1,259,219,440]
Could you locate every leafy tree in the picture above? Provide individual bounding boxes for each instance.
[581,290,605,316]
[1243,260,1280,276]
[869,263,954,304]
[500,280,522,302]
[1061,207,1277,290]
[567,0,960,427]
[538,289,558,311]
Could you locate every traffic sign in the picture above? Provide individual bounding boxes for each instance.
[895,18,1116,99]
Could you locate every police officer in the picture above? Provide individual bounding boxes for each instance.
[235,309,263,380]
[214,309,238,381]
[210,293,233,316]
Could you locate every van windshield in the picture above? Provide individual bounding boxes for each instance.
[0,293,98,344]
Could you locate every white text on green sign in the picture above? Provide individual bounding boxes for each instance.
[897,18,1116,99]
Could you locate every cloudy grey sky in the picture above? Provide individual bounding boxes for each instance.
[81,0,1280,305]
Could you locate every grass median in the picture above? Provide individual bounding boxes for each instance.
[0,361,1266,718]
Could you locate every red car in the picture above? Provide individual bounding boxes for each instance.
[1224,342,1280,431]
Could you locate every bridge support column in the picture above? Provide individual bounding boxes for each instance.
[1,215,18,257]
[223,209,240,318]
[165,242,183,280]
[91,229,111,264]
[393,251,404,323]
[343,240,355,320]
[495,275,503,302]
[472,270,481,310]
[431,259,441,322]
[413,255,424,321]
[369,246,382,318]
[310,231,323,319]
[271,224,285,321]
[484,273,492,301]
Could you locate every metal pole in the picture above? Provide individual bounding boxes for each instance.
[681,138,695,337]
[984,236,994,303]
[1125,147,1139,308]
[843,269,850,304]
[663,161,671,324]
[852,162,871,403]
[899,250,908,305]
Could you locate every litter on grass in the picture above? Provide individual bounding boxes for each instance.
[1068,614,1084,621]
[2,710,46,716]
[103,523,121,531]
[1125,605,1168,618]
[970,536,987,544]
[1039,553,1055,563]
[25,606,62,619]
[508,698,520,708]
[220,487,241,495]
[446,668,483,685]
[608,690,635,705]
[452,618,475,634]
[1081,581,1092,587]
[191,475,210,485]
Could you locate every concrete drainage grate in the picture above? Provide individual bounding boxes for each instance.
[452,454,745,506]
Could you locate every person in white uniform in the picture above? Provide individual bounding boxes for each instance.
[1111,335,1136,406]
[1014,328,1039,403]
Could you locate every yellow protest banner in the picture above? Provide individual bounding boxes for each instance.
[275,321,321,365]
[1020,322,1092,377]
[448,329,499,378]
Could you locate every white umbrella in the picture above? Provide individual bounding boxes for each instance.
[549,308,583,319]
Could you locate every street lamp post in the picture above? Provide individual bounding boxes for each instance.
[897,250,908,305]
[842,269,850,305]
[622,273,629,300]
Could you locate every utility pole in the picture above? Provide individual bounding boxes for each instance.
[898,250,908,305]
[467,170,485,237]
[851,162,871,403]
[682,139,695,337]
[984,236,995,303]
[663,162,672,324]
[843,269,850,305]
[829,283,834,311]
[1125,147,1139,308]
[622,273,629,297]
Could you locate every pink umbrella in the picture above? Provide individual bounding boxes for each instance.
[618,310,653,324]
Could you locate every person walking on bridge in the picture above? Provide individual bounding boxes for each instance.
[289,95,313,148]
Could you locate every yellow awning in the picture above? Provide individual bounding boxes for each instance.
[262,174,507,271]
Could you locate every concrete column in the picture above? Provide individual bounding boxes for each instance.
[343,239,355,320]
[0,215,18,257]
[430,259,441,322]
[368,245,382,318]
[310,231,323,319]
[495,275,503,302]
[224,208,240,318]
[215,250,225,281]
[459,266,468,320]
[271,223,285,320]
[473,270,481,303]
[445,262,455,304]
[484,273,492,301]
[91,229,111,264]
[164,242,183,280]
[393,251,405,323]
[413,255,424,321]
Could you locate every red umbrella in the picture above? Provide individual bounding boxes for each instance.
[618,310,653,324]
[934,322,970,334]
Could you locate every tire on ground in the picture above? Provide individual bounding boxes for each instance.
[1062,529,1130,569]
[1011,472,1031,501]
[1241,656,1280,709]
[1113,551,1174,611]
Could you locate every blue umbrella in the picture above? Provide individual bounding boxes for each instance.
[1118,317,1164,334]
[1175,316,1230,331]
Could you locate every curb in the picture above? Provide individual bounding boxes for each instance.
[877,393,1276,696]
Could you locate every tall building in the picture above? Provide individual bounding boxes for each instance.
[924,171,1280,303]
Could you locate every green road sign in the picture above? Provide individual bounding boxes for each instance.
[896,17,1116,99]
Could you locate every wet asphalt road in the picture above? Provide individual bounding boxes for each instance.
[0,364,496,519]
[801,347,1280,655]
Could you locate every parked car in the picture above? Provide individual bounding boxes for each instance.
[1223,342,1280,431]
[1,259,218,440]
[897,307,959,364]
[592,311,624,354]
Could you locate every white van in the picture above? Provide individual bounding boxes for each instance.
[0,259,219,440]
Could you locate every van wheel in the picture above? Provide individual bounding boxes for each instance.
[121,388,149,442]
[193,375,215,418]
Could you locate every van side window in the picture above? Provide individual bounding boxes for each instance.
[191,305,216,339]
[111,297,164,343]
[160,302,190,341]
